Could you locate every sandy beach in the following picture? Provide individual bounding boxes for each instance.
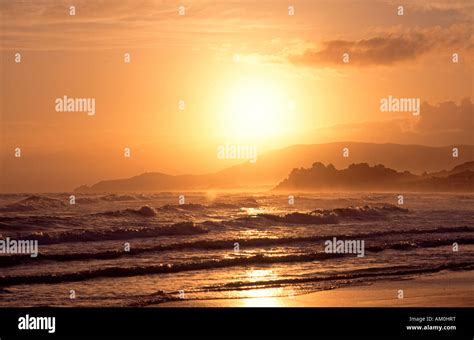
[158,270,474,307]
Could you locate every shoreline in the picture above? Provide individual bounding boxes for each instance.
[156,270,474,307]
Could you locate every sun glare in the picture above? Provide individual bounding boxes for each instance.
[222,78,287,141]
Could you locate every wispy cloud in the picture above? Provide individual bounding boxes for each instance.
[289,24,473,67]
[0,0,307,50]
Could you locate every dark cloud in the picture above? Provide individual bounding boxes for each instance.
[291,26,473,66]
[416,98,473,133]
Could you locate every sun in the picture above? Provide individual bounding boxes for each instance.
[222,77,288,141]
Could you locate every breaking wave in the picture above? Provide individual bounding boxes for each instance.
[2,254,472,287]
[235,204,408,225]
[99,194,139,202]
[317,204,408,219]
[0,195,66,212]
[15,221,207,245]
[98,205,158,217]
[200,262,474,292]
[1,226,471,268]
[0,252,345,285]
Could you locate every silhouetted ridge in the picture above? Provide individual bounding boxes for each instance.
[73,143,474,192]
[274,162,474,191]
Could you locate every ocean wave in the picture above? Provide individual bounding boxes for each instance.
[0,252,345,286]
[3,235,473,270]
[367,238,474,252]
[313,204,408,220]
[127,261,474,306]
[209,202,240,209]
[199,261,474,292]
[74,197,100,204]
[159,204,207,212]
[98,205,158,217]
[0,195,66,212]
[66,194,157,203]
[100,194,139,202]
[127,262,474,307]
[1,226,471,267]
[2,252,473,287]
[15,221,207,245]
[234,204,408,225]
[248,212,339,225]
[237,197,259,207]
[159,202,241,212]
[0,215,82,229]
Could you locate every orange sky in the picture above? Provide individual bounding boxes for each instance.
[0,0,473,192]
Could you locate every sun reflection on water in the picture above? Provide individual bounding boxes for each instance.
[239,269,288,307]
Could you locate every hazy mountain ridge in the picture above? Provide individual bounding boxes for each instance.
[213,142,474,186]
[75,143,474,192]
[274,161,474,192]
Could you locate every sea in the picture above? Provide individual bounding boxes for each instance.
[0,192,472,306]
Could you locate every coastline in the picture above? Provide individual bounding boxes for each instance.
[157,270,474,307]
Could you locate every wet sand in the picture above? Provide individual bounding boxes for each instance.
[157,270,474,307]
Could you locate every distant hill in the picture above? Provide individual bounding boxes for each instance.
[75,142,474,192]
[212,142,474,187]
[75,173,215,192]
[274,162,474,192]
[426,161,474,178]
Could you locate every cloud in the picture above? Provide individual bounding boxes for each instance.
[386,0,474,12]
[290,24,473,67]
[315,98,474,146]
[416,98,473,133]
[0,0,302,51]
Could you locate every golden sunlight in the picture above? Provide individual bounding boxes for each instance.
[222,77,288,141]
